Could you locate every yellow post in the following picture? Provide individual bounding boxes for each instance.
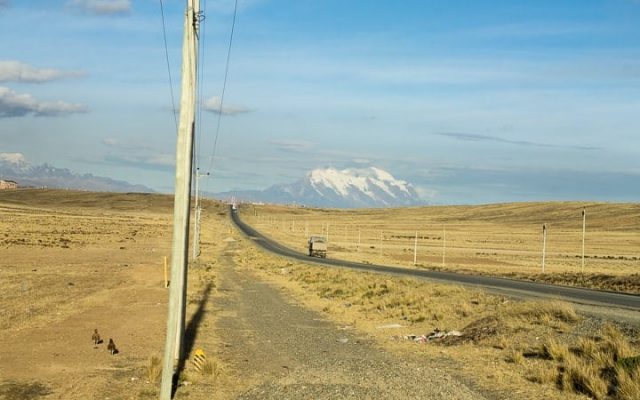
[163,256,168,288]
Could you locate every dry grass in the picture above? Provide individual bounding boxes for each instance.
[560,353,609,399]
[145,355,162,384]
[0,189,229,399]
[200,359,220,378]
[526,362,558,384]
[616,365,640,400]
[240,202,640,293]
[0,381,51,400]
[237,235,640,400]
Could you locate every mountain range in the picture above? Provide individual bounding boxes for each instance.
[214,167,424,208]
[0,153,153,193]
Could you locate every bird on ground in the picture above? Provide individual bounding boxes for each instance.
[107,338,118,355]
[92,329,101,348]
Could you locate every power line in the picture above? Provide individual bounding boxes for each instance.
[158,0,179,134]
[206,0,239,175]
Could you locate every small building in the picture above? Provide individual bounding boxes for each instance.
[0,180,18,189]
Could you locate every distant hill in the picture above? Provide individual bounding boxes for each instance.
[214,166,424,208]
[0,152,153,193]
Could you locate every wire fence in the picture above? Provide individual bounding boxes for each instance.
[242,208,640,277]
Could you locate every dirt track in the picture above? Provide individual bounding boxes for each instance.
[207,242,488,399]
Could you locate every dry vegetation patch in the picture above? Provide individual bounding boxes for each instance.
[0,189,228,399]
[237,235,640,400]
[240,202,640,293]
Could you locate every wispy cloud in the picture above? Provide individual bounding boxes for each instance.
[100,137,174,171]
[102,137,154,152]
[67,0,131,16]
[467,22,599,39]
[102,154,174,171]
[0,60,86,83]
[0,0,8,10]
[0,86,88,117]
[269,139,314,153]
[203,96,251,115]
[435,132,601,151]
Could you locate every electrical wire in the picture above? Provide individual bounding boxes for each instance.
[158,0,179,135]
[206,0,239,176]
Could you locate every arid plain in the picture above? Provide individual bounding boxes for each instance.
[239,202,640,293]
[1,189,639,400]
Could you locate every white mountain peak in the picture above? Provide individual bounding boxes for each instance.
[217,166,424,208]
[307,167,415,203]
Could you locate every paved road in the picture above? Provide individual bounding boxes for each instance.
[230,207,640,311]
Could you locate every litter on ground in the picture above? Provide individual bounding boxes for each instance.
[394,329,463,343]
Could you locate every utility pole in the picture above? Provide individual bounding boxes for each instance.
[581,208,586,274]
[542,223,547,273]
[413,230,418,266]
[442,225,446,268]
[192,168,209,260]
[160,1,200,399]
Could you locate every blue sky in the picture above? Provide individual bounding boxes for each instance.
[1,0,639,204]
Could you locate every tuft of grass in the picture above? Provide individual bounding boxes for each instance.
[145,355,162,384]
[200,359,220,378]
[526,363,557,384]
[560,354,608,400]
[600,323,633,363]
[540,339,570,362]
[616,365,640,400]
[571,337,600,361]
[509,300,579,324]
[505,349,524,365]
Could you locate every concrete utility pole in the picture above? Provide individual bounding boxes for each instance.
[542,223,547,273]
[581,208,586,274]
[160,0,200,398]
[413,230,418,266]
[192,168,209,260]
[442,225,446,268]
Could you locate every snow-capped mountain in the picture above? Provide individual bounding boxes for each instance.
[0,152,153,193]
[216,167,423,208]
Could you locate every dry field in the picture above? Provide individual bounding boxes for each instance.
[0,189,226,399]
[2,189,638,400]
[238,202,640,293]
[237,240,640,400]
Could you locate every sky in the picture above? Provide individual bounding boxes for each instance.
[1,0,639,204]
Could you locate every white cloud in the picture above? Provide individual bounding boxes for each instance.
[203,96,251,115]
[0,86,88,118]
[414,185,438,200]
[67,0,131,15]
[0,152,28,165]
[0,60,86,83]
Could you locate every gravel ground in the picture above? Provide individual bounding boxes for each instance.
[211,244,489,399]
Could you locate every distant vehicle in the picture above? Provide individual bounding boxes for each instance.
[307,236,327,258]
